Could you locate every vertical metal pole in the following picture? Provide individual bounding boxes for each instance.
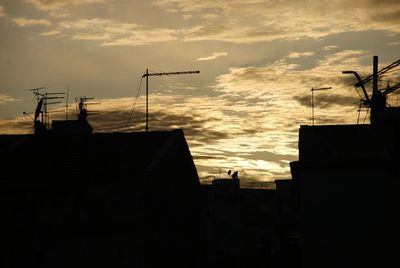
[310,87,331,126]
[45,92,48,128]
[373,56,378,93]
[146,68,149,132]
[311,88,314,125]
[371,56,379,125]
[66,84,69,120]
[41,103,44,124]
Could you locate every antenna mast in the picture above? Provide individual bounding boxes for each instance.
[66,84,69,120]
[343,56,400,124]
[311,86,332,125]
[28,87,65,132]
[43,92,65,128]
[141,69,200,132]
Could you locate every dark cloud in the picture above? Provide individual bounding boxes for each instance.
[370,10,400,24]
[240,128,258,135]
[366,0,400,7]
[244,150,297,162]
[90,109,230,145]
[294,94,359,108]
[221,109,249,117]
[193,155,225,160]
[311,115,349,125]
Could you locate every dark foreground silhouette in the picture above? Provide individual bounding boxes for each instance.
[0,126,300,268]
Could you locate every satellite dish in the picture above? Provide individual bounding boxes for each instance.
[232,171,239,179]
[34,99,43,121]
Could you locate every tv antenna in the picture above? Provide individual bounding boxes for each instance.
[66,84,69,120]
[75,96,100,120]
[342,56,400,124]
[141,69,200,132]
[28,87,65,128]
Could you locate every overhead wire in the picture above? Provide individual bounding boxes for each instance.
[332,80,370,124]
[332,81,367,102]
[342,103,360,121]
[331,81,356,91]
[126,76,144,128]
[380,67,400,75]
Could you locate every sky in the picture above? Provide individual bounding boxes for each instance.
[0,0,399,186]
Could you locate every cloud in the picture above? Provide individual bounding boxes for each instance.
[236,52,368,91]
[182,14,192,20]
[154,0,400,43]
[72,33,111,41]
[0,117,32,134]
[196,52,228,61]
[63,94,295,181]
[56,18,179,46]
[208,50,398,168]
[11,17,51,27]
[214,49,373,128]
[112,50,379,180]
[1,49,395,182]
[101,29,178,46]
[288,52,314,58]
[294,94,360,108]
[40,30,61,36]
[19,1,399,47]
[0,95,16,104]
[58,18,140,31]
[0,5,5,17]
[94,109,230,144]
[87,97,233,143]
[24,0,105,10]
[324,45,338,51]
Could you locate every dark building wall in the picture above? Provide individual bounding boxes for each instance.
[200,181,300,268]
[143,129,206,267]
[0,130,206,268]
[291,124,400,267]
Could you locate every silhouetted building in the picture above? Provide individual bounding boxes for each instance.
[0,127,206,268]
[290,56,400,267]
[290,123,400,267]
[200,177,300,268]
[211,177,240,193]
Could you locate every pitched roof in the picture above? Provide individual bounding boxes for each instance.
[1,129,198,184]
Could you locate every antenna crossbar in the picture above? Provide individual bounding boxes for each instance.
[141,69,200,132]
[142,70,200,77]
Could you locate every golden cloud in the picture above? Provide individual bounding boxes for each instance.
[11,17,51,27]
[0,94,16,104]
[197,52,228,61]
[0,5,5,17]
[155,0,400,43]
[24,0,105,10]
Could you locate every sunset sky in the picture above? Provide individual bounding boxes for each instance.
[1,0,399,185]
